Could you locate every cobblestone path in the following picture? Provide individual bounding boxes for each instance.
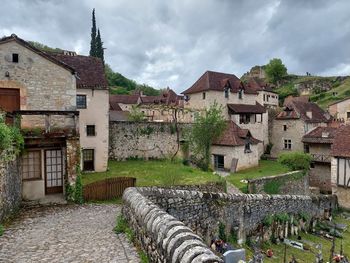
[0,204,140,263]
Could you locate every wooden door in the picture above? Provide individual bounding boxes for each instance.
[45,149,63,194]
[0,88,20,112]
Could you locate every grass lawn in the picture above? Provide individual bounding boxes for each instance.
[226,160,290,193]
[243,215,350,262]
[81,159,222,187]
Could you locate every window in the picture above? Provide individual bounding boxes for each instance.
[86,125,96,136]
[22,151,41,180]
[82,149,94,171]
[263,94,266,101]
[202,92,206,100]
[214,155,224,170]
[239,114,251,124]
[283,125,287,131]
[347,112,350,119]
[238,89,243,99]
[304,144,310,153]
[76,95,87,109]
[284,139,292,150]
[12,53,19,63]
[245,142,251,153]
[224,89,229,98]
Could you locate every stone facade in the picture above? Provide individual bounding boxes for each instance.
[247,171,310,195]
[0,158,21,222]
[211,144,259,171]
[328,97,350,123]
[109,121,185,160]
[256,90,279,108]
[123,187,336,254]
[78,88,109,172]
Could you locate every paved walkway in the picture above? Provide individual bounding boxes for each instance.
[0,204,140,263]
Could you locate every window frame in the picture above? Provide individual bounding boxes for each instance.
[283,125,287,131]
[22,150,41,181]
[284,139,292,150]
[86,125,96,136]
[12,53,19,63]
[76,94,87,109]
[202,92,206,100]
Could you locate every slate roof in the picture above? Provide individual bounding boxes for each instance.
[227,102,266,114]
[213,121,260,147]
[182,70,258,95]
[276,101,330,123]
[331,125,350,158]
[0,34,75,74]
[302,126,337,144]
[51,53,108,89]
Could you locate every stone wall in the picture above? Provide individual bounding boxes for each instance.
[247,171,310,195]
[309,163,332,193]
[123,187,336,262]
[109,121,188,160]
[0,158,21,222]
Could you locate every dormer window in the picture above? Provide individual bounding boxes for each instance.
[238,89,243,99]
[202,92,206,100]
[12,53,19,63]
[224,88,229,98]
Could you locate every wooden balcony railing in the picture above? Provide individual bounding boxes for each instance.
[310,153,331,163]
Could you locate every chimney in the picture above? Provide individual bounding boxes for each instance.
[306,111,312,119]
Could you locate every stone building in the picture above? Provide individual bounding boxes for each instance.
[51,53,109,172]
[0,34,79,200]
[330,125,350,209]
[212,121,260,171]
[302,126,337,193]
[182,70,269,163]
[328,97,350,123]
[270,99,330,158]
[246,77,279,108]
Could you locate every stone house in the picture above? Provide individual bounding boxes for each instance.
[50,53,109,172]
[328,97,350,123]
[212,121,260,171]
[270,100,330,158]
[182,70,268,156]
[302,126,337,194]
[246,77,279,108]
[330,125,350,209]
[0,34,79,200]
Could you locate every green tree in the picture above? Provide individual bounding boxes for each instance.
[96,29,104,64]
[189,102,226,171]
[128,105,145,122]
[278,151,312,171]
[89,8,97,57]
[265,58,287,85]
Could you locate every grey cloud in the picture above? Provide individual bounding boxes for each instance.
[0,0,349,92]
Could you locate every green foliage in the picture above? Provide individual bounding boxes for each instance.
[65,182,75,202]
[169,123,176,134]
[0,225,4,236]
[263,215,274,227]
[139,251,150,263]
[263,179,283,194]
[274,213,290,223]
[299,212,310,222]
[28,41,63,53]
[189,102,227,171]
[105,64,160,96]
[139,126,154,135]
[89,8,97,57]
[265,58,288,84]
[278,151,312,171]
[0,114,24,161]
[74,175,84,204]
[275,83,298,105]
[95,29,104,64]
[265,143,273,155]
[128,106,145,122]
[218,222,227,241]
[115,215,135,242]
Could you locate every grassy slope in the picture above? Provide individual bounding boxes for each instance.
[226,160,290,192]
[81,160,222,187]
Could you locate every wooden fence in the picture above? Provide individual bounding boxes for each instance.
[83,177,136,201]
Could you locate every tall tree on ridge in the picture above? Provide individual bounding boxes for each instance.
[96,29,104,65]
[89,8,97,57]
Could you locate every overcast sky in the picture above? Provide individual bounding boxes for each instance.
[1,0,350,92]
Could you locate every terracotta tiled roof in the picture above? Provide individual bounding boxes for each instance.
[302,126,337,144]
[283,95,310,106]
[213,121,260,147]
[227,102,266,114]
[109,101,123,111]
[182,70,257,95]
[276,101,330,123]
[139,88,182,106]
[331,125,350,158]
[0,34,75,74]
[109,94,139,105]
[51,53,108,89]
[246,77,276,93]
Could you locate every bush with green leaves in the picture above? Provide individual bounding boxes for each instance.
[128,105,145,122]
[278,151,312,171]
[0,224,4,236]
[74,175,84,204]
[265,58,288,85]
[0,114,24,161]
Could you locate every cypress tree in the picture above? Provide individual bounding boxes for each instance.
[96,29,104,65]
[89,8,97,57]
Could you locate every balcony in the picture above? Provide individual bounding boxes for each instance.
[310,153,331,163]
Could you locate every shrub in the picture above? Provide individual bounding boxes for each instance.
[74,175,84,204]
[218,222,227,241]
[278,151,312,171]
[115,215,135,242]
[0,225,4,236]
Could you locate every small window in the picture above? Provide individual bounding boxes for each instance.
[224,89,229,99]
[202,92,206,100]
[238,89,243,99]
[239,114,251,124]
[284,139,292,150]
[304,144,310,153]
[245,142,251,153]
[283,125,287,131]
[263,94,266,101]
[12,53,19,63]
[76,95,87,109]
[86,125,96,136]
[347,112,350,119]
[22,151,41,180]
